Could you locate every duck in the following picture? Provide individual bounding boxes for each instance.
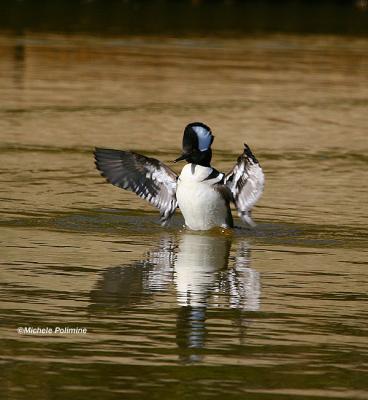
[94,122,264,230]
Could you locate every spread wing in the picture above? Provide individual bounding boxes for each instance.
[224,144,265,227]
[94,148,178,226]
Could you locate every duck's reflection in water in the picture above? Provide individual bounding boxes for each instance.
[90,231,260,363]
[174,233,260,362]
[174,233,260,310]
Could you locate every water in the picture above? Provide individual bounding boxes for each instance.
[0,33,367,399]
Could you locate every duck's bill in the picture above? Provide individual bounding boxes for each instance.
[174,154,189,163]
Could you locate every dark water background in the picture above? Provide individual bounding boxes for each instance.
[1,0,368,36]
[0,2,368,399]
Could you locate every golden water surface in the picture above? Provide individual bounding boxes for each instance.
[0,34,367,399]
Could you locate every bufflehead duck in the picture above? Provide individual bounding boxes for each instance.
[94,122,264,230]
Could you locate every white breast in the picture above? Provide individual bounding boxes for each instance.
[176,164,230,230]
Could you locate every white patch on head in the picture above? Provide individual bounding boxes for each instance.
[192,125,212,151]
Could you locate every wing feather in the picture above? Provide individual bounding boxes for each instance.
[225,144,265,227]
[94,148,178,225]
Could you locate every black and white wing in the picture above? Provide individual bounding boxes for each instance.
[94,148,178,226]
[224,144,265,227]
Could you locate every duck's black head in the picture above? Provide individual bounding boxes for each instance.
[174,122,214,167]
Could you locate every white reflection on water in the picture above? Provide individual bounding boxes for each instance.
[172,232,260,362]
[90,231,260,362]
[173,233,260,311]
[138,231,261,311]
